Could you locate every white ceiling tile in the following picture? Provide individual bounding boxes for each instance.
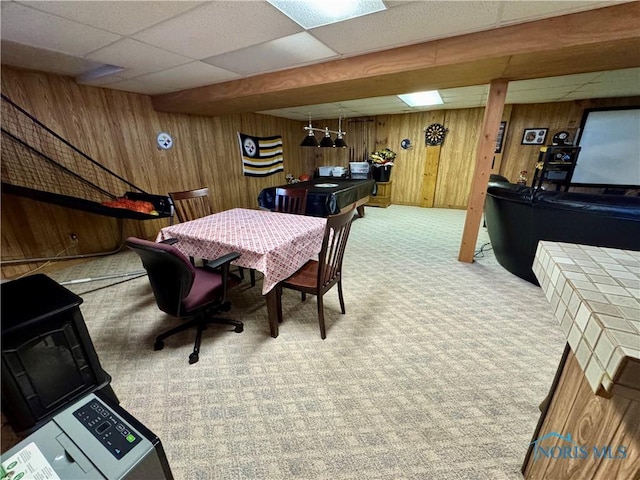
[507,92,574,104]
[85,39,193,78]
[444,95,486,105]
[341,96,405,107]
[203,32,337,75]
[111,62,240,94]
[19,1,203,36]
[311,1,502,56]
[132,1,303,59]
[76,74,129,88]
[507,72,601,92]
[1,40,103,76]
[507,89,574,99]
[258,108,307,119]
[99,77,164,95]
[499,1,620,24]
[593,67,640,85]
[572,84,640,96]
[1,1,637,120]
[440,85,489,98]
[1,1,120,56]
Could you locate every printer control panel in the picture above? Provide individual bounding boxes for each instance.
[73,398,141,459]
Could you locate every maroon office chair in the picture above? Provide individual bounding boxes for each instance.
[126,237,243,364]
[275,208,356,339]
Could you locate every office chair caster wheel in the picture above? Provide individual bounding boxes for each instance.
[189,352,199,364]
[154,340,164,351]
[234,324,244,333]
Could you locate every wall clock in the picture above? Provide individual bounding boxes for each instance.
[156,132,174,150]
[424,123,448,146]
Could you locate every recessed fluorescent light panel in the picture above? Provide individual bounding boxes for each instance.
[267,0,386,29]
[398,91,444,107]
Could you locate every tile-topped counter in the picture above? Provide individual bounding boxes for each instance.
[532,241,640,395]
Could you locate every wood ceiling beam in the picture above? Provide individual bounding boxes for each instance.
[152,3,640,117]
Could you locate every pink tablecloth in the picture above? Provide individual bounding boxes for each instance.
[157,208,326,294]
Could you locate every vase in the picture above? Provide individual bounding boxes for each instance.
[372,165,392,182]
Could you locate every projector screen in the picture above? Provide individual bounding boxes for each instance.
[573,107,640,187]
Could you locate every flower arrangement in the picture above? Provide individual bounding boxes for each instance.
[369,148,396,167]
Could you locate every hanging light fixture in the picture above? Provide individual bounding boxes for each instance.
[300,114,348,148]
[334,115,347,148]
[320,127,334,148]
[300,116,320,147]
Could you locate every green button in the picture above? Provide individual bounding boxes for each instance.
[126,434,136,443]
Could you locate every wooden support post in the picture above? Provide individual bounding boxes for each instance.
[458,79,508,263]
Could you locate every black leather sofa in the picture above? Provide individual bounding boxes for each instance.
[484,175,640,284]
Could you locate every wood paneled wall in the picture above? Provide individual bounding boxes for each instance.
[502,97,640,184]
[1,67,306,278]
[2,67,638,279]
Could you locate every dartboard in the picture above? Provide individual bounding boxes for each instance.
[425,123,447,146]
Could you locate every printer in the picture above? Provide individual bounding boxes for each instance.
[1,391,173,479]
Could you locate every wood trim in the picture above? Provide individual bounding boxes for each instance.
[458,79,508,262]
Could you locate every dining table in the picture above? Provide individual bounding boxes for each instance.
[156,208,327,337]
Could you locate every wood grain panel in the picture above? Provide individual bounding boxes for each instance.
[3,67,638,279]
[1,67,305,278]
[421,145,441,208]
[372,111,445,206]
[491,104,513,174]
[434,108,485,209]
[499,96,640,185]
[523,350,640,480]
[419,112,447,207]
[347,117,376,165]
[501,102,578,184]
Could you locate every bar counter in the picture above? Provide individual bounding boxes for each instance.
[522,241,639,480]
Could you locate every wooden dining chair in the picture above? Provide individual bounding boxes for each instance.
[169,187,213,223]
[275,208,356,339]
[169,187,254,285]
[274,187,308,214]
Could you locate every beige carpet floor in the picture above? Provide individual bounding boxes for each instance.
[3,205,565,479]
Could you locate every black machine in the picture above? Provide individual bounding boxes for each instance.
[1,274,118,435]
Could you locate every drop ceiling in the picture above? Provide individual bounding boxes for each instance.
[1,0,639,121]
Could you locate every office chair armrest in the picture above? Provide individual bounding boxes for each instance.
[159,238,180,245]
[203,252,241,270]
[204,252,242,304]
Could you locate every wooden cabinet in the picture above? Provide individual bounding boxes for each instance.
[367,181,392,208]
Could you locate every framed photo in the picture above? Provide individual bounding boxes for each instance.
[495,121,507,153]
[521,128,548,145]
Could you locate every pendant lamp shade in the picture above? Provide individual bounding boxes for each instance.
[334,134,347,148]
[300,131,319,147]
[320,127,335,148]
